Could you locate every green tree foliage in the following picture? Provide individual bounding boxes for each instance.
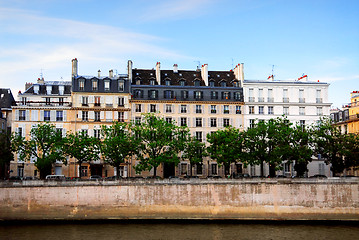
[0,131,13,179]
[182,136,207,176]
[244,118,292,177]
[101,122,139,177]
[11,123,66,179]
[132,113,189,177]
[65,131,100,178]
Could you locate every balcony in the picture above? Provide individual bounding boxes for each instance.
[283,98,289,103]
[211,110,217,114]
[223,110,229,114]
[316,98,323,103]
[258,97,264,102]
[299,98,305,103]
[248,97,255,102]
[16,101,71,107]
[267,97,274,103]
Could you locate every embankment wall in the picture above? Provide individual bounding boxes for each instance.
[1,179,358,220]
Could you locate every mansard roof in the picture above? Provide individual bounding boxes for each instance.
[23,82,72,95]
[0,88,16,108]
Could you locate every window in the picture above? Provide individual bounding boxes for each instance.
[259,106,264,114]
[134,90,143,98]
[249,106,254,114]
[181,105,187,113]
[211,164,217,175]
[223,105,229,114]
[18,127,23,137]
[249,119,255,128]
[45,98,51,105]
[80,166,88,177]
[136,79,141,85]
[181,163,187,175]
[165,80,171,86]
[194,91,203,100]
[234,92,241,100]
[268,106,274,115]
[17,166,24,178]
[249,88,254,102]
[56,111,63,121]
[118,80,124,92]
[196,163,203,175]
[165,104,172,113]
[236,106,241,114]
[223,118,230,127]
[194,80,200,86]
[283,107,289,115]
[94,96,101,106]
[116,97,124,107]
[222,92,230,100]
[299,107,305,115]
[196,105,202,114]
[317,107,323,116]
[150,104,157,113]
[92,80,98,91]
[19,110,26,121]
[209,81,215,87]
[233,81,239,87]
[210,118,217,127]
[181,90,188,99]
[195,132,202,142]
[316,89,322,103]
[299,89,305,103]
[196,118,202,127]
[82,111,88,121]
[21,97,27,105]
[79,80,85,91]
[166,117,172,124]
[283,89,288,102]
[44,110,50,121]
[94,129,101,139]
[220,81,226,87]
[118,112,124,122]
[59,98,64,106]
[211,105,217,114]
[94,111,101,122]
[135,117,141,125]
[149,90,158,99]
[164,90,174,99]
[180,117,187,127]
[258,89,264,102]
[211,91,218,99]
[300,120,305,129]
[104,80,110,91]
[135,104,142,112]
[268,89,273,102]
[180,80,185,86]
[150,79,155,85]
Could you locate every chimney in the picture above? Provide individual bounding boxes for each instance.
[233,63,244,87]
[127,60,133,82]
[201,64,208,86]
[98,70,101,78]
[37,77,44,84]
[109,69,113,78]
[25,82,33,91]
[173,64,178,73]
[72,58,78,77]
[155,62,161,85]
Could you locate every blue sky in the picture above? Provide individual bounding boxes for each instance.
[0,0,358,108]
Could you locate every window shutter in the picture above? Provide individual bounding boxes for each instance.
[124,112,128,119]
[89,111,94,120]
[63,111,67,121]
[25,110,30,121]
[114,111,118,120]
[202,118,205,127]
[230,118,233,126]
[78,110,82,120]
[171,91,174,98]
[89,96,94,104]
[15,110,19,121]
[80,96,83,104]
[50,111,56,121]
[40,110,44,121]
[100,97,104,105]
[187,118,190,127]
[124,96,127,106]
[163,91,167,99]
[100,111,105,120]
[193,117,196,127]
[155,90,158,99]
[219,118,223,127]
[22,127,26,137]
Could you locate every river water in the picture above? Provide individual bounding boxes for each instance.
[1,221,358,240]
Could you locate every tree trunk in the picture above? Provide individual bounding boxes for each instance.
[153,166,157,177]
[116,164,120,178]
[78,162,82,179]
[260,161,264,177]
[189,163,192,177]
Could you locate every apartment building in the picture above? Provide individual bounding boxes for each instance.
[129,61,244,178]
[243,76,332,177]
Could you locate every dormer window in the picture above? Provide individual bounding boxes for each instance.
[59,85,64,95]
[92,80,98,91]
[220,81,226,87]
[79,80,85,91]
[233,81,239,87]
[150,79,155,85]
[118,80,124,92]
[104,80,110,92]
[209,81,215,87]
[194,80,200,86]
[180,80,185,86]
[136,79,141,85]
[46,85,52,95]
[33,85,39,94]
[165,80,171,86]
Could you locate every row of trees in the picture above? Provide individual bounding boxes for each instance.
[10,114,359,179]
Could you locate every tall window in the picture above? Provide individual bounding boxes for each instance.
[118,80,124,92]
[194,80,200,87]
[222,92,230,100]
[79,80,85,91]
[300,120,305,129]
[283,89,288,102]
[150,104,157,113]
[195,132,202,142]
[283,107,289,115]
[196,118,202,127]
[82,96,88,106]
[56,111,63,121]
[181,105,187,113]
[317,107,323,116]
[223,118,230,127]
[316,89,322,103]
[249,88,254,102]
[223,105,229,114]
[19,110,26,121]
[220,81,226,87]
[194,91,203,100]
[80,166,88,177]
[268,89,273,102]
[299,107,305,115]
[196,105,202,114]
[209,81,215,87]
[180,80,185,86]
[249,106,254,114]
[134,90,143,98]
[268,106,274,115]
[236,106,241,114]
[94,111,101,122]
[59,98,64,106]
[135,117,141,125]
[164,90,173,99]
[94,129,101,139]
[258,89,264,102]
[210,118,217,127]
[211,105,217,114]
[118,97,124,107]
[92,80,98,91]
[44,110,50,121]
[94,96,101,106]
[166,117,172,124]
[259,106,264,114]
[135,104,142,112]
[181,90,188,99]
[165,80,171,86]
[234,92,241,100]
[149,90,158,99]
[45,98,51,105]
[211,164,218,175]
[249,119,255,128]
[299,89,305,103]
[166,104,172,113]
[104,80,110,91]
[180,117,187,127]
[82,111,88,121]
[211,91,218,99]
[118,112,124,122]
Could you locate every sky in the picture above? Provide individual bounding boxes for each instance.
[0,0,358,108]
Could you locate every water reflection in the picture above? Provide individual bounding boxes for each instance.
[1,221,358,240]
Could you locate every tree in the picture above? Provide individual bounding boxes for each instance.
[182,136,207,176]
[101,122,139,177]
[132,113,189,177]
[206,127,245,176]
[244,118,292,177]
[11,123,66,179]
[342,133,359,172]
[65,131,100,178]
[0,131,13,179]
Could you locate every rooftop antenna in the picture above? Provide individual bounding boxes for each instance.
[40,68,45,79]
[194,60,201,70]
[231,58,234,70]
[271,65,275,80]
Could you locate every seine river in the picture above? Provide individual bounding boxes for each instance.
[1,221,359,240]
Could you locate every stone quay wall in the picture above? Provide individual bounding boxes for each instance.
[0,178,358,221]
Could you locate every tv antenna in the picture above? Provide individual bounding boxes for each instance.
[40,68,45,79]
[194,60,201,70]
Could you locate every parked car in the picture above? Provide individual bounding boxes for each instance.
[89,175,102,180]
[46,175,65,180]
[104,176,122,180]
[9,176,22,180]
[310,174,327,178]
